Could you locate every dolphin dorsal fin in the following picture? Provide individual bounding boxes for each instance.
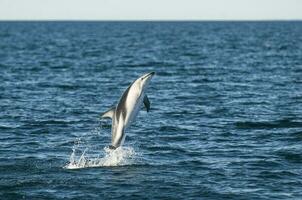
[143,95,150,112]
[100,106,116,119]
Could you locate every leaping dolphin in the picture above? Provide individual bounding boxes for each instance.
[100,72,155,150]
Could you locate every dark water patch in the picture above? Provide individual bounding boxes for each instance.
[158,125,183,132]
[290,131,302,139]
[164,109,196,116]
[275,150,302,163]
[256,170,299,180]
[247,159,284,169]
[21,119,85,127]
[158,135,191,142]
[54,84,81,91]
[235,119,302,129]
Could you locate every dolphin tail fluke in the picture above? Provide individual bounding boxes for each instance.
[100,106,116,119]
[108,145,117,150]
[143,95,150,112]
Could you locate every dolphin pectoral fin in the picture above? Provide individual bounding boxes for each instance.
[143,95,150,112]
[100,106,116,119]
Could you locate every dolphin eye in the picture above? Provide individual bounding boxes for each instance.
[141,78,143,80]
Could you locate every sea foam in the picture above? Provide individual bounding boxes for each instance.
[64,145,136,169]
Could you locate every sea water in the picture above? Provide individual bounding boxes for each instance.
[0,21,302,199]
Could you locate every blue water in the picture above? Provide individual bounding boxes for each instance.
[0,21,302,199]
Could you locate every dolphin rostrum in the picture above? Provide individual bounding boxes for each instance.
[100,72,155,150]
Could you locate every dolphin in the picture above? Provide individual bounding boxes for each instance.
[100,72,155,150]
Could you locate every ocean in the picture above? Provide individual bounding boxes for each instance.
[0,21,302,199]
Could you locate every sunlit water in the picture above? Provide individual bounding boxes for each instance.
[0,21,302,199]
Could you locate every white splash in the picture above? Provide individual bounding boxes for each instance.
[64,121,137,169]
[64,146,136,169]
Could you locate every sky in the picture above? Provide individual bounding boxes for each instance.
[0,0,301,20]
